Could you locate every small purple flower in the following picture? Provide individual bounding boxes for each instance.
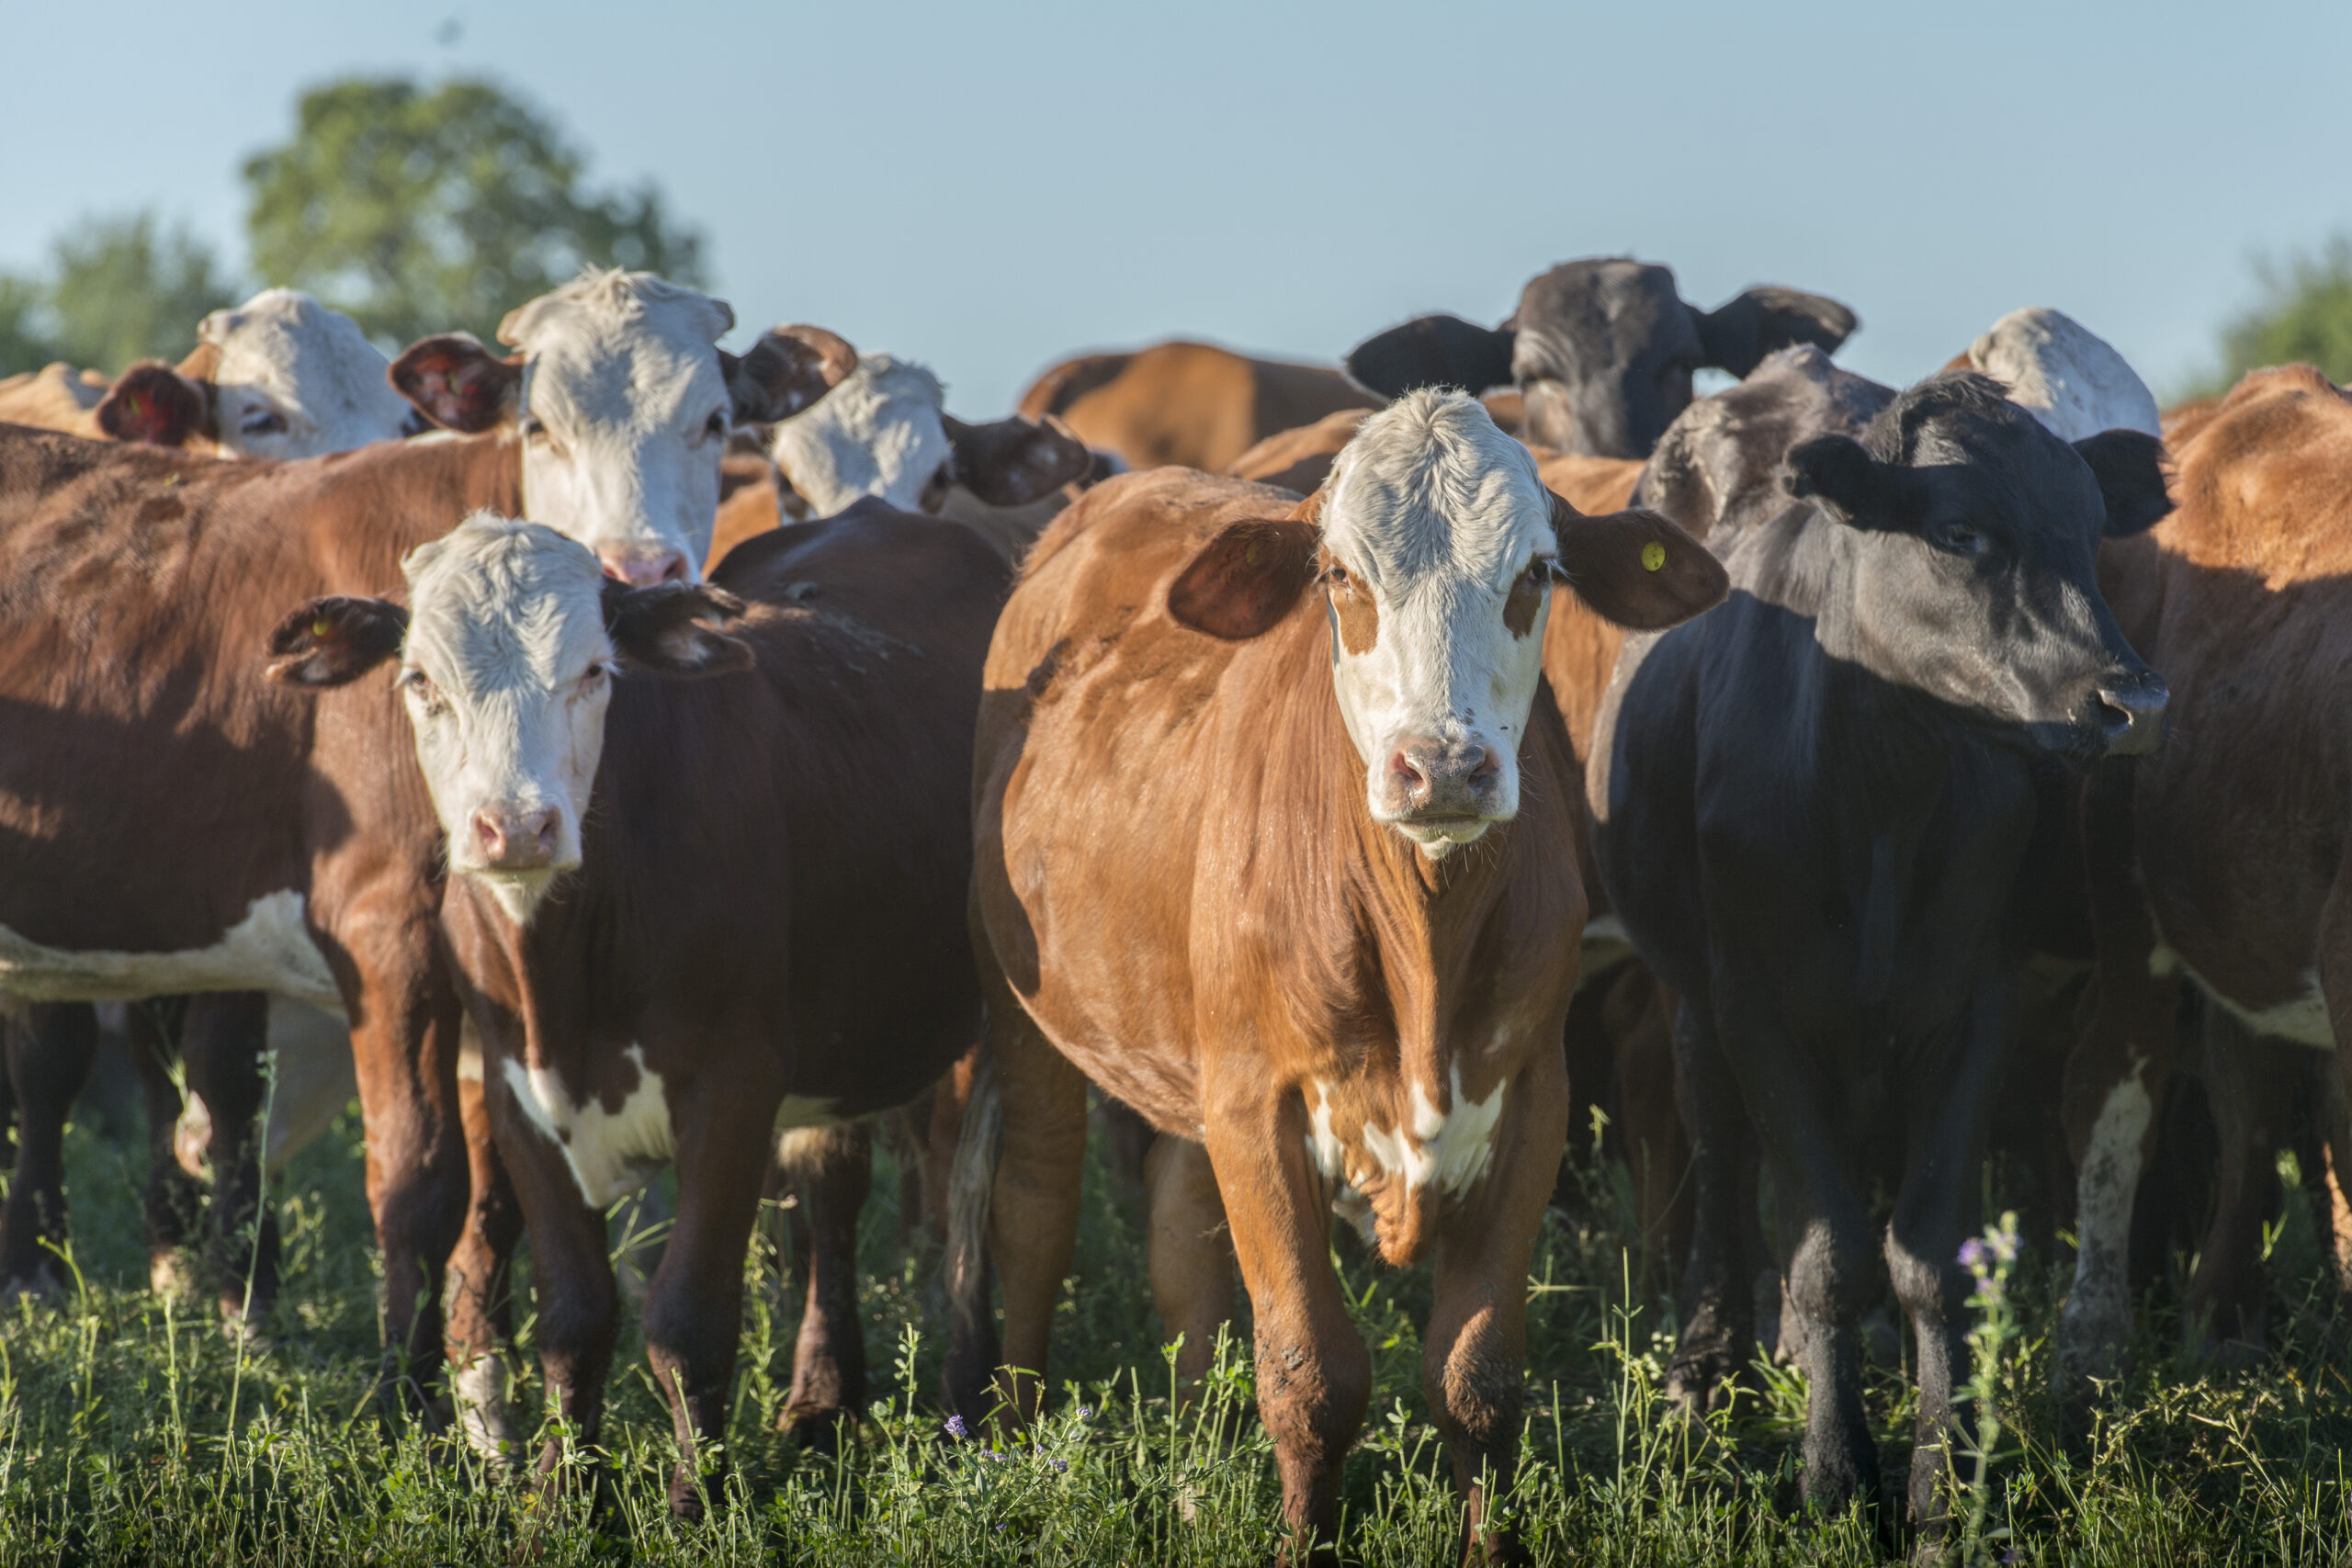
[990,1449,1005,1461]
[1076,1406,1092,1420]
[1987,1226,2020,1267]
[944,1414,968,1440]
[1959,1237,1988,1271]
[1054,1458,1069,1473]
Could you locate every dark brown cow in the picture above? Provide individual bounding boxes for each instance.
[1017,340,1382,474]
[2061,365,2352,1382]
[272,503,1005,1514]
[951,390,1724,1558]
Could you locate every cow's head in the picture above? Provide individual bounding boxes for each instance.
[1167,389,1726,855]
[1784,371,2172,762]
[1347,258,1857,459]
[390,270,854,585]
[1961,307,2163,444]
[766,352,1093,517]
[264,513,750,922]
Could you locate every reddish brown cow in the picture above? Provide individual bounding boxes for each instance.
[1018,340,1381,474]
[2061,365,2352,1382]
[952,391,1724,1558]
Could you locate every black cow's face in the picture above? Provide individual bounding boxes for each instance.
[1512,262,1699,459]
[1787,372,2171,763]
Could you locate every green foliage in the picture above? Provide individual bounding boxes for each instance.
[2203,235,2352,396]
[243,76,707,349]
[0,214,235,378]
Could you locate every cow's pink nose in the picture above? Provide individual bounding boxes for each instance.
[1388,740,1498,815]
[599,548,688,586]
[470,806,560,871]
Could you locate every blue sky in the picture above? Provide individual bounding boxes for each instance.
[2,0,2343,410]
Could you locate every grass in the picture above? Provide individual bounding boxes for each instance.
[0,1102,2345,1564]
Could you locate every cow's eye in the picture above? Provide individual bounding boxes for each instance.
[1322,563,1350,588]
[521,414,548,441]
[398,668,447,715]
[578,662,613,692]
[1929,521,1988,557]
[239,408,288,436]
[703,409,729,442]
[1521,559,1555,588]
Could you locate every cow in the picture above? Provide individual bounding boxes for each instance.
[951,389,1725,1558]
[1015,339,1382,474]
[266,506,1005,1514]
[0,364,111,435]
[2058,365,2352,1388]
[0,269,846,1415]
[707,352,1095,570]
[1589,371,2171,1540]
[1345,258,1857,460]
[1944,307,2163,443]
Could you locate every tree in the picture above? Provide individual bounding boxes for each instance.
[243,77,707,348]
[2205,235,2352,395]
[0,214,235,378]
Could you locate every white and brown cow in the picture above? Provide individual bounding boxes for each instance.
[951,390,1724,1557]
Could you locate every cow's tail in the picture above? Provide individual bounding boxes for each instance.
[944,1050,1002,1335]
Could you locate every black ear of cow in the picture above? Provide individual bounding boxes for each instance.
[1549,494,1728,631]
[1167,517,1321,640]
[1784,434,1899,525]
[2073,428,2173,537]
[96,362,212,447]
[1344,314,1518,400]
[723,324,858,425]
[1695,288,1860,379]
[943,412,1095,506]
[265,596,410,687]
[389,334,522,433]
[601,581,756,677]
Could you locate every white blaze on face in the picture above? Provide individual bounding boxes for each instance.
[768,354,953,515]
[398,513,616,924]
[200,288,415,459]
[1967,307,2162,443]
[501,270,740,581]
[1320,389,1557,854]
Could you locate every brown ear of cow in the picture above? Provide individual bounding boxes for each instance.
[1549,492,1727,631]
[600,581,757,676]
[942,412,1095,506]
[96,363,212,447]
[1166,511,1321,641]
[265,595,411,687]
[724,324,858,424]
[389,334,523,433]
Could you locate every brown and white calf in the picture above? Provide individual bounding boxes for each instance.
[273,507,1005,1512]
[954,389,1724,1558]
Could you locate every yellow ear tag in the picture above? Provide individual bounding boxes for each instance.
[311,618,334,640]
[1244,542,1264,566]
[1641,540,1667,572]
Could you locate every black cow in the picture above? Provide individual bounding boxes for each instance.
[1345,258,1857,459]
[1589,372,2170,1537]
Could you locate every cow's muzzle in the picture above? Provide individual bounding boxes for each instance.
[2092,675,2168,758]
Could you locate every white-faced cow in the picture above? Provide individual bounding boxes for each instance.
[268,506,1005,1513]
[951,390,1724,1558]
[1590,372,2172,1540]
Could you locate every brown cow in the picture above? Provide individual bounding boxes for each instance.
[1017,339,1381,474]
[952,390,1724,1557]
[2060,365,2352,1383]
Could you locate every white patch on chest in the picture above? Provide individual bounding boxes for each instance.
[0,891,341,1009]
[501,1043,675,1208]
[2165,953,2335,1051]
[1302,1064,1509,1209]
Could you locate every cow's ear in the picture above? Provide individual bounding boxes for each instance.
[1695,288,1859,379]
[390,334,521,433]
[1167,508,1321,640]
[1784,434,1900,525]
[722,324,858,425]
[1344,314,1518,400]
[943,412,1094,506]
[266,595,409,687]
[96,362,212,447]
[1549,494,1726,631]
[2073,428,2173,537]
[601,581,755,677]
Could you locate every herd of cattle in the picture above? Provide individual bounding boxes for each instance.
[0,255,2340,1556]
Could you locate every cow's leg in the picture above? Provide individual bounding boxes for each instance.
[1206,1090,1368,1563]
[1096,1096,1155,1216]
[127,999,203,1296]
[922,1046,983,1251]
[1145,1134,1235,1392]
[1605,968,1691,1262]
[2184,1009,2291,1361]
[0,1002,96,1296]
[1664,1000,1758,1411]
[446,1043,522,1465]
[1425,1047,1571,1565]
[1885,976,2007,1542]
[643,1081,774,1521]
[179,992,278,1325]
[777,1121,872,1446]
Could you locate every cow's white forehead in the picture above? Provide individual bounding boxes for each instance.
[769,353,952,515]
[201,288,411,450]
[1970,307,2161,444]
[501,269,735,431]
[401,513,610,690]
[1323,389,1554,591]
